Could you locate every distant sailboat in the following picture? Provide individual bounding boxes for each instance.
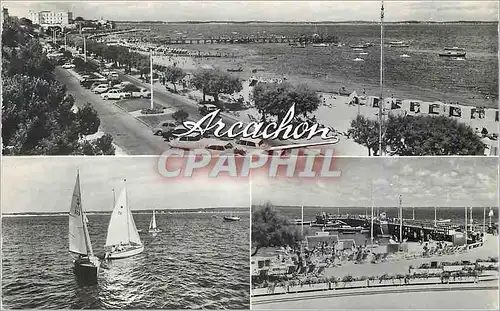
[148,210,162,233]
[69,171,100,284]
[104,181,144,259]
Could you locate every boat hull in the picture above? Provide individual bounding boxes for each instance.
[224,216,241,221]
[439,53,466,57]
[106,245,144,259]
[73,257,100,284]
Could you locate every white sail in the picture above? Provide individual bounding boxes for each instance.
[105,186,142,247]
[69,173,93,256]
[149,210,157,230]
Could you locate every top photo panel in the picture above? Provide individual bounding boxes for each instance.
[2,1,498,156]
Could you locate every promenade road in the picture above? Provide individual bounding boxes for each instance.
[252,281,499,309]
[55,67,168,155]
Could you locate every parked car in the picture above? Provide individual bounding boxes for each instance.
[61,63,76,69]
[121,84,151,98]
[109,71,119,78]
[152,121,177,136]
[235,137,266,151]
[169,133,204,150]
[198,104,219,116]
[162,125,190,141]
[205,141,246,156]
[80,78,106,88]
[91,84,110,94]
[100,89,131,100]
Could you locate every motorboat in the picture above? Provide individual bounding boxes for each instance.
[400,54,410,58]
[224,215,241,221]
[312,43,330,47]
[353,58,364,62]
[389,41,410,48]
[444,47,465,51]
[439,51,466,57]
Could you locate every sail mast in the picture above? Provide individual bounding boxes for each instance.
[378,0,384,156]
[125,179,131,244]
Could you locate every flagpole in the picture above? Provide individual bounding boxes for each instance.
[399,194,403,244]
[434,206,437,228]
[483,207,486,234]
[371,183,374,246]
[150,50,154,110]
[465,206,468,245]
[378,0,384,156]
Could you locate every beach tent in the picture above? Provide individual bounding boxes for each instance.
[347,91,359,105]
[446,103,463,119]
[401,100,423,115]
[481,137,499,156]
[486,108,499,123]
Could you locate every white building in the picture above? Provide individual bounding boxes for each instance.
[28,10,72,27]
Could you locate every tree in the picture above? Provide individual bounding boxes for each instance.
[253,82,320,122]
[384,114,485,156]
[2,21,115,155]
[251,202,302,256]
[74,16,85,22]
[164,65,185,92]
[74,103,100,135]
[191,68,242,103]
[191,68,213,101]
[172,109,189,123]
[347,115,381,156]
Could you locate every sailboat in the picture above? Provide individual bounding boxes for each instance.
[69,171,100,284]
[148,210,162,233]
[104,182,144,259]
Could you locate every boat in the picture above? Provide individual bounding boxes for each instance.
[439,51,466,57]
[227,67,243,72]
[69,171,100,284]
[312,43,330,47]
[400,54,410,58]
[290,42,306,48]
[223,213,241,221]
[148,210,162,234]
[389,41,410,48]
[293,218,312,225]
[353,58,364,62]
[104,182,144,259]
[350,43,370,49]
[444,46,465,51]
[358,52,369,55]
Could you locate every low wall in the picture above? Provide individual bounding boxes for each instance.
[251,274,498,297]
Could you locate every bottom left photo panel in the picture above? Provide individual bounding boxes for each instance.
[1,156,250,310]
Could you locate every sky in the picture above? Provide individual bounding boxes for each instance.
[3,1,499,22]
[1,156,250,213]
[251,157,499,208]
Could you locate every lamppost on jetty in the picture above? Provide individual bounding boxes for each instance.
[399,194,403,245]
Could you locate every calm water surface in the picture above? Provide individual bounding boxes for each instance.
[119,23,498,106]
[2,212,250,309]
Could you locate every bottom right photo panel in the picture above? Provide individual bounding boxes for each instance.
[251,157,499,310]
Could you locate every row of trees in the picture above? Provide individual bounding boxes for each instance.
[348,114,485,156]
[2,18,115,155]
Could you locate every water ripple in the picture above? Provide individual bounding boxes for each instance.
[2,213,250,309]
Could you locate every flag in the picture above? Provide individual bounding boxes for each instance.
[489,209,494,217]
[381,4,385,19]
